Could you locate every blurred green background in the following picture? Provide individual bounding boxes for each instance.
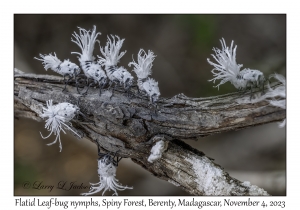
[14,14,286,196]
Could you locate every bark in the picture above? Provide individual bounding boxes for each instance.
[14,68,285,195]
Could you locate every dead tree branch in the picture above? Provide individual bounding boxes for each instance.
[14,69,285,195]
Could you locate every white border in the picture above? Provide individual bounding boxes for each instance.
[3,0,298,209]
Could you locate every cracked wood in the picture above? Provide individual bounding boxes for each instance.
[14,69,285,195]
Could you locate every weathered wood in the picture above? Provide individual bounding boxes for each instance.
[14,69,285,195]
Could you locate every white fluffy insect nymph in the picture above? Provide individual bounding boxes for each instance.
[147,140,168,163]
[235,73,286,127]
[118,66,134,90]
[142,78,160,103]
[98,35,134,90]
[71,26,107,92]
[81,155,132,196]
[207,38,265,90]
[40,100,81,152]
[35,53,80,77]
[129,49,160,103]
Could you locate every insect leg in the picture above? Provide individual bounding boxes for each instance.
[250,84,253,101]
[112,150,122,166]
[99,81,106,96]
[109,81,117,98]
[244,81,253,100]
[262,78,270,95]
[74,97,95,124]
[98,82,102,96]
[116,155,122,165]
[96,140,108,159]
[76,77,81,94]
[82,78,90,95]
[99,79,107,96]
[262,80,265,94]
[82,78,94,95]
[101,83,106,95]
[62,74,68,92]
[63,74,73,92]
[112,81,117,95]
[150,101,158,114]
[154,102,158,110]
[108,80,113,89]
[78,112,94,125]
[76,74,87,94]
[126,86,132,98]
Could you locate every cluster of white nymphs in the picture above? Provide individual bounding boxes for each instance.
[40,100,81,152]
[71,26,107,93]
[129,49,160,103]
[98,35,134,90]
[35,25,160,101]
[35,53,80,77]
[81,155,132,196]
[207,38,265,90]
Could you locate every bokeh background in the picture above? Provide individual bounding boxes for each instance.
[14,14,286,196]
